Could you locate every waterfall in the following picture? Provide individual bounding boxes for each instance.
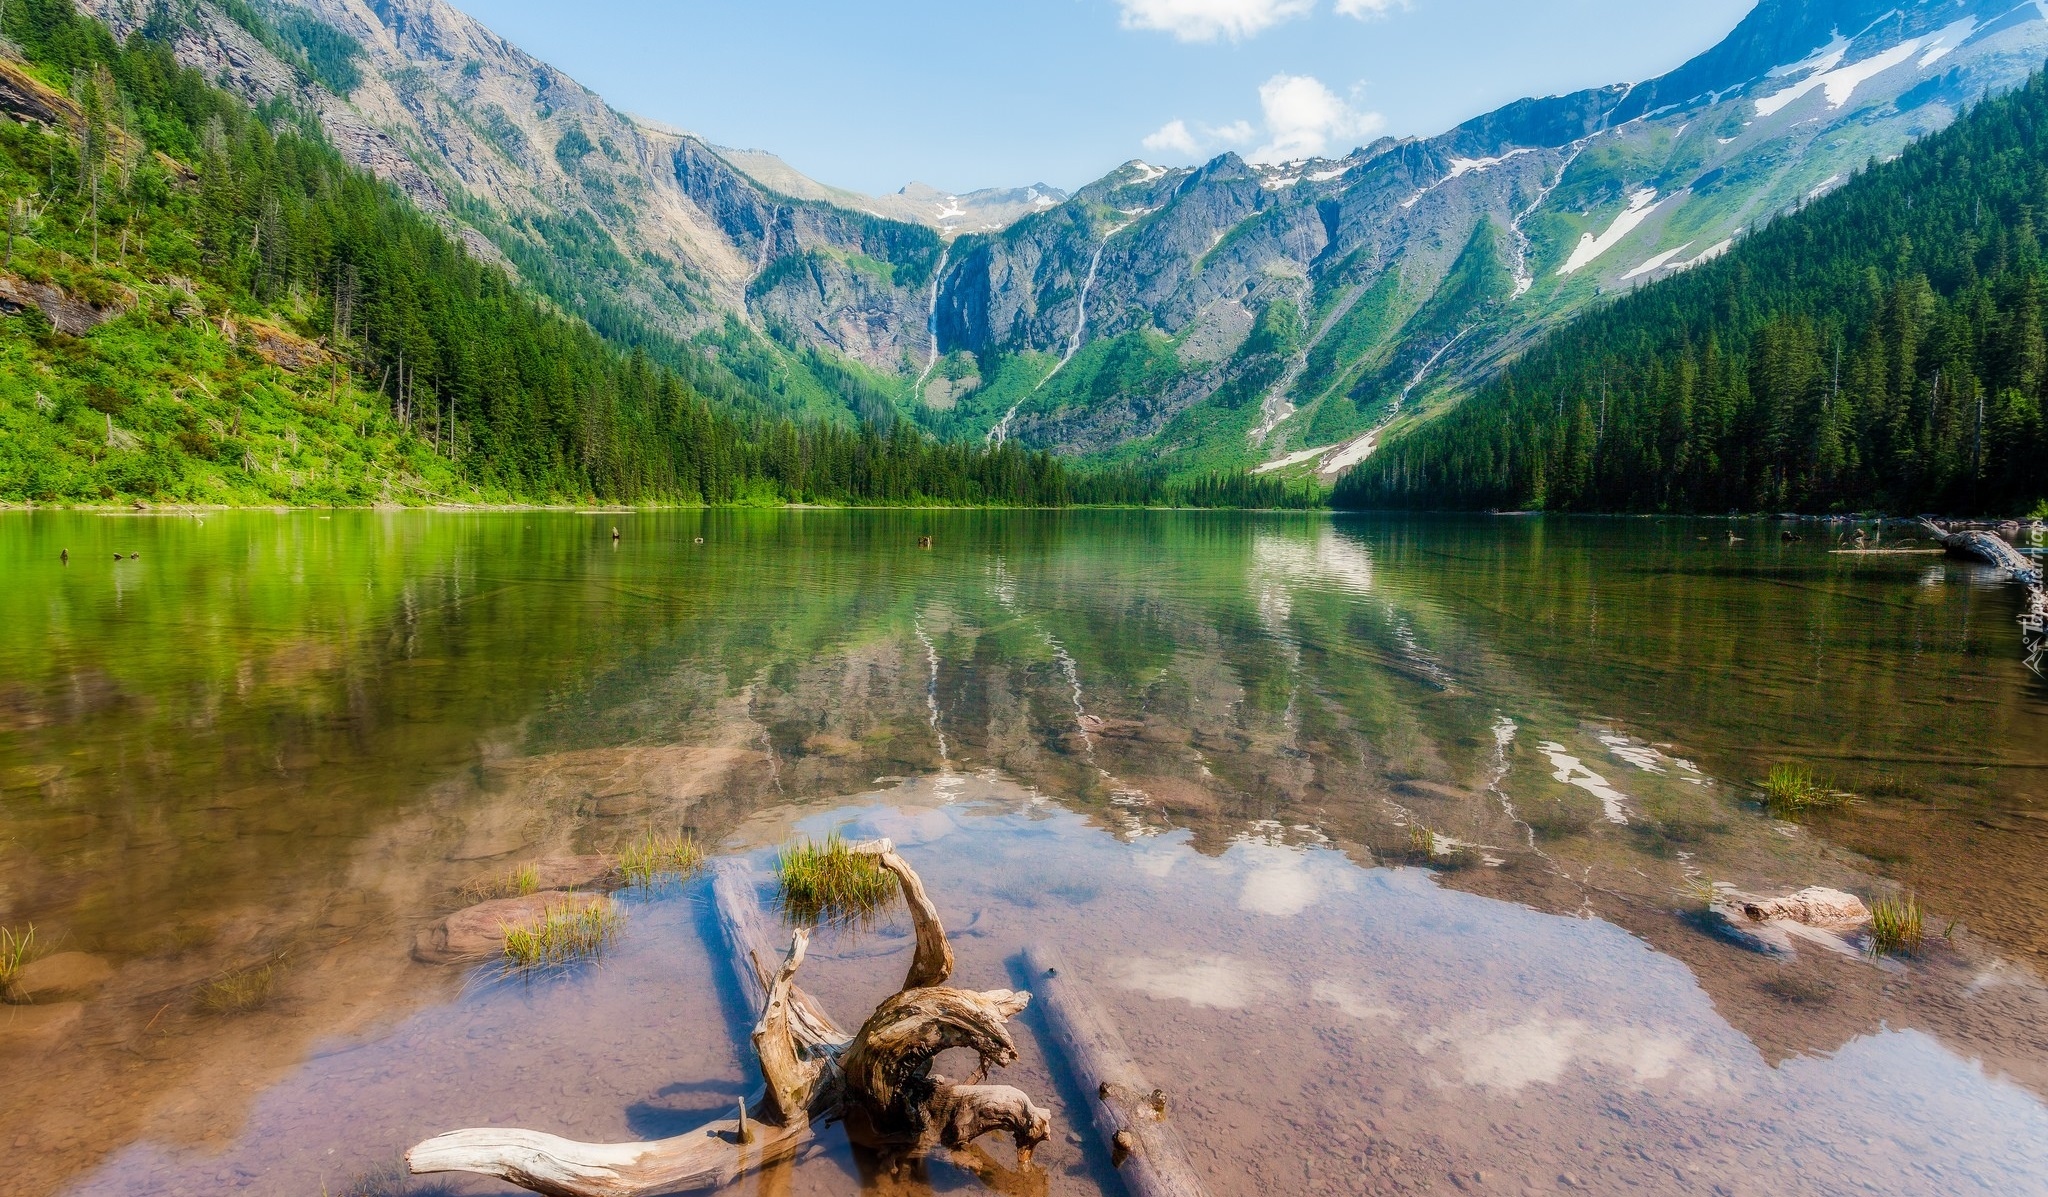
[989,221,1130,445]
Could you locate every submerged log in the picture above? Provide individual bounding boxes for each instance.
[710,860,845,1051]
[408,841,1048,1195]
[1021,944,1211,1197]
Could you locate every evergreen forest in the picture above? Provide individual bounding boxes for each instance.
[1337,68,2048,517]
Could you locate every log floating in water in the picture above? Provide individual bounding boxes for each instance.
[1021,943,1211,1197]
[1919,519,2042,584]
[1919,520,2047,674]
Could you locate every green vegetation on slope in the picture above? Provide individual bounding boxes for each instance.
[1337,71,2048,516]
[0,0,1270,508]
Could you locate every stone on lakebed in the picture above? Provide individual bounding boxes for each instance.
[412,891,611,965]
[4,952,114,1004]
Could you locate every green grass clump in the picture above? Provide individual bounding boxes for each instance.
[197,958,281,1015]
[1760,763,1857,815]
[619,832,703,887]
[1869,892,1925,957]
[501,900,623,970]
[777,833,898,926]
[0,924,39,995]
[456,862,542,904]
[1677,876,1720,909]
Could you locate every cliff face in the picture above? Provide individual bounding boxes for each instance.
[72,0,2048,462]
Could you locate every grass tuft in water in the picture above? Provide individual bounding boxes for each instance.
[1677,876,1720,909]
[1868,891,1925,957]
[619,832,703,887]
[777,833,898,926]
[456,862,543,905]
[0,924,39,994]
[197,957,283,1015]
[1760,763,1857,815]
[501,900,623,970]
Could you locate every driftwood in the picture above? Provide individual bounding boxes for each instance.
[407,840,1050,1196]
[1920,520,2042,584]
[1920,521,2047,674]
[1022,944,1212,1197]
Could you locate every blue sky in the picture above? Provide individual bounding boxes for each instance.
[450,0,1757,195]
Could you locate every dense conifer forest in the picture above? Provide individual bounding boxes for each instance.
[1337,69,2048,517]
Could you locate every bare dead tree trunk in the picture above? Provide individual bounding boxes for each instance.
[407,841,1050,1196]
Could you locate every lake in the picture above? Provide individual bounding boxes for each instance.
[2,509,2046,1197]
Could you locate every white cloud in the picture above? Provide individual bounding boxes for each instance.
[1139,77,1380,166]
[1333,0,1408,18]
[1143,119,1201,157]
[1141,117,1258,162]
[1116,0,1314,42]
[1251,73,1383,162]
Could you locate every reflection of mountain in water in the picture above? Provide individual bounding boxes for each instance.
[3,510,2047,1193]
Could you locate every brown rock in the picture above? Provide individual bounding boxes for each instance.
[411,891,610,964]
[242,320,328,372]
[5,952,113,1003]
[530,855,618,890]
[1738,887,1870,929]
[0,59,70,126]
[0,1002,84,1054]
[0,273,133,336]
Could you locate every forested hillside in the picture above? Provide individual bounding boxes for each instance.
[1337,68,2048,517]
[0,0,1310,508]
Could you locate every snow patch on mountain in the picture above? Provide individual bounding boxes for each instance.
[1401,149,1535,211]
[1920,16,1979,66]
[1560,189,1661,276]
[1622,243,1694,281]
[1447,149,1534,179]
[1756,36,1924,117]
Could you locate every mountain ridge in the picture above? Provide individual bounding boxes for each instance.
[70,0,2048,475]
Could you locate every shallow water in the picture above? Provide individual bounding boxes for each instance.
[2,510,2046,1197]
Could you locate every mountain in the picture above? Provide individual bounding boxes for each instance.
[704,142,1066,236]
[0,0,1163,507]
[67,0,2048,477]
[1332,63,2048,516]
[69,0,1045,424]
[934,0,2048,475]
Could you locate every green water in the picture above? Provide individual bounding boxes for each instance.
[2,510,2045,1196]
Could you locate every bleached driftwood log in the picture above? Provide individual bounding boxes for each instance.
[406,840,1049,1196]
[1920,520,2047,673]
[1022,944,1212,1197]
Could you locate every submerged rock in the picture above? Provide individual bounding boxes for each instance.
[0,1002,84,1053]
[1706,886,1870,957]
[531,855,618,890]
[412,891,610,964]
[1739,887,1869,928]
[4,952,113,1004]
